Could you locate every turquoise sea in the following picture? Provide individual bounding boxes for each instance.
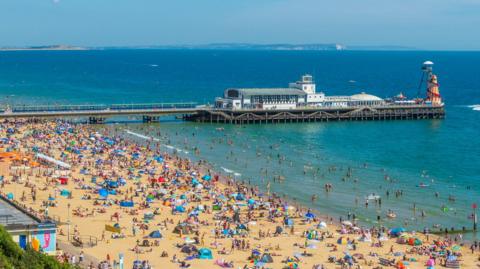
[1,50,479,235]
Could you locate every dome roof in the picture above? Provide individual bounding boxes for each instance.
[350,92,383,101]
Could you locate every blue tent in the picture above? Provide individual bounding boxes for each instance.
[6,192,14,199]
[198,248,213,259]
[148,230,163,238]
[98,189,109,199]
[175,206,186,213]
[60,190,70,197]
[390,227,406,237]
[202,175,211,181]
[120,201,134,207]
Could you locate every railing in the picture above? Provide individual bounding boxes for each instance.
[7,102,198,113]
[212,103,445,112]
[68,234,98,248]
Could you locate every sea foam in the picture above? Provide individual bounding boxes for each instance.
[468,104,480,111]
[124,130,160,142]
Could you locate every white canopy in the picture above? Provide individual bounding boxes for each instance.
[35,153,71,169]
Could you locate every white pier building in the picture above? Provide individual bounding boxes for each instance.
[215,75,384,110]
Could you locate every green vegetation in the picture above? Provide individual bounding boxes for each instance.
[0,226,75,269]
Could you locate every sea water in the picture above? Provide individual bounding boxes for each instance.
[1,50,479,235]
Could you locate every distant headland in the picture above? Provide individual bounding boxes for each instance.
[0,43,418,51]
[0,45,87,51]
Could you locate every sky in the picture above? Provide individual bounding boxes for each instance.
[1,0,480,50]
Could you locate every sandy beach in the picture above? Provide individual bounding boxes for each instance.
[0,119,477,269]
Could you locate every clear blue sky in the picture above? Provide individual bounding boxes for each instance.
[2,0,480,50]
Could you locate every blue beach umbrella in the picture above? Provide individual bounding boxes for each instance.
[305,212,316,219]
[98,189,109,199]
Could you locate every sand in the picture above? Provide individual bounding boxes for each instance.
[0,120,478,269]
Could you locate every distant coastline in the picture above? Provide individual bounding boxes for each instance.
[0,45,88,51]
[0,43,419,51]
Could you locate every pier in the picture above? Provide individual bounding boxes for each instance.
[0,103,198,123]
[185,105,445,124]
[0,102,444,124]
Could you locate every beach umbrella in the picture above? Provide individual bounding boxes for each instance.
[202,175,211,181]
[98,189,108,198]
[305,212,316,219]
[6,192,14,199]
[318,221,327,229]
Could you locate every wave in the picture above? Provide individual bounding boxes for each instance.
[124,130,159,142]
[161,144,188,154]
[467,104,480,111]
[220,166,241,177]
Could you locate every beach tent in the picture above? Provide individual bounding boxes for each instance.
[175,205,186,213]
[58,177,68,185]
[260,253,273,263]
[407,237,422,246]
[60,189,71,197]
[6,192,14,200]
[120,201,134,207]
[305,212,316,219]
[148,230,163,238]
[98,189,109,199]
[390,227,406,237]
[198,248,213,259]
[202,175,211,181]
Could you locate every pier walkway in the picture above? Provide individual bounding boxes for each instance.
[0,102,445,124]
[0,102,199,123]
